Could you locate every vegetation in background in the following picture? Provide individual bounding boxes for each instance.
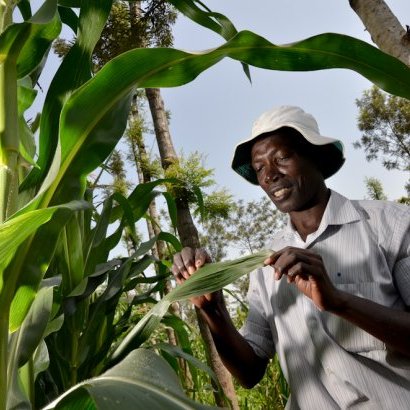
[355,85,410,197]
[365,177,388,201]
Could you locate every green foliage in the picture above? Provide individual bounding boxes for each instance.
[33,188,184,406]
[179,323,222,404]
[111,250,270,364]
[363,177,409,204]
[94,0,177,69]
[122,224,143,256]
[1,0,226,407]
[164,152,215,201]
[104,150,131,197]
[231,308,289,410]
[230,197,286,254]
[108,150,127,181]
[200,196,286,267]
[54,1,177,71]
[355,85,410,194]
[42,349,217,410]
[365,177,387,201]
[125,110,163,180]
[19,0,113,196]
[397,196,410,205]
[201,189,233,220]
[198,189,235,262]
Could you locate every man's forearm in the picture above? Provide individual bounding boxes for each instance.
[332,290,410,357]
[200,300,268,388]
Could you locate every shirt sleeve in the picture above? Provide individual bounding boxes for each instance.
[391,206,410,306]
[239,268,275,360]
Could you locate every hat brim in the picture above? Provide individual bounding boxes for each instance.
[232,129,345,185]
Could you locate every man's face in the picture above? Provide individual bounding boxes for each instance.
[251,132,325,213]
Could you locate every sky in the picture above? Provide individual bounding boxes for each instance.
[26,0,410,205]
[158,0,410,203]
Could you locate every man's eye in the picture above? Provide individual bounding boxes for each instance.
[253,165,263,173]
[276,156,289,163]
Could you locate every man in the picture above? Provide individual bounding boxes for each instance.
[172,106,410,409]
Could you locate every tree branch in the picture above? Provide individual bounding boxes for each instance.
[349,0,410,66]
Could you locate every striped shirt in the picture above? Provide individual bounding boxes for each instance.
[240,190,410,409]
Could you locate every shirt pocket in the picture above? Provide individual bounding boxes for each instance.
[321,282,386,354]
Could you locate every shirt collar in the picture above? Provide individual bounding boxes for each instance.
[282,189,363,241]
[321,189,362,226]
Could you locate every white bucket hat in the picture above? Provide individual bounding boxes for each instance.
[231,105,345,185]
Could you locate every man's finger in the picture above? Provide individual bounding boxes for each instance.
[172,251,190,279]
[172,253,183,271]
[264,251,281,266]
[195,248,211,268]
[181,247,195,263]
[287,261,311,278]
[271,250,315,280]
[180,247,196,274]
[171,264,184,282]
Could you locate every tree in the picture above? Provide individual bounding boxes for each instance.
[198,189,235,262]
[349,0,410,66]
[146,86,240,409]
[102,149,130,197]
[95,2,239,402]
[54,1,177,70]
[229,197,286,255]
[349,1,410,197]
[354,85,410,194]
[85,2,240,406]
[365,177,388,200]
[199,195,285,260]
[93,1,198,390]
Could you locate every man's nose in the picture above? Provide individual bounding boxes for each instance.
[264,163,282,183]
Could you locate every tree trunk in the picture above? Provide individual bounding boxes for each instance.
[146,87,239,409]
[349,0,410,66]
[128,94,180,348]
[127,3,195,392]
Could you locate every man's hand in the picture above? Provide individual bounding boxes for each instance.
[173,247,268,387]
[264,246,343,312]
[172,247,223,310]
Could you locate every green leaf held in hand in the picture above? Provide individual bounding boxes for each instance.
[111,250,270,364]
